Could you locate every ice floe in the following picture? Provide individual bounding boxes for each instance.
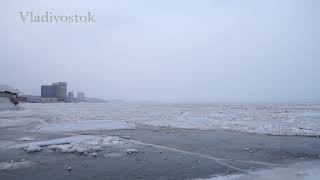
[126,148,139,154]
[24,145,42,153]
[17,135,126,154]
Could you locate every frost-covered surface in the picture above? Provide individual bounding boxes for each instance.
[17,135,125,154]
[0,160,34,170]
[196,161,320,180]
[1,102,320,136]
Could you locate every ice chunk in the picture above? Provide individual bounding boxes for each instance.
[66,166,72,171]
[19,137,35,141]
[126,148,139,154]
[24,145,42,153]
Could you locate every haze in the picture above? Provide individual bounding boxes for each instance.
[1,0,319,102]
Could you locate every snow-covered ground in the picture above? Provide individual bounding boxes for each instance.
[196,161,320,180]
[1,102,319,136]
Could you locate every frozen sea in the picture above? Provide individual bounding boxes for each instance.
[1,102,320,136]
[0,102,320,180]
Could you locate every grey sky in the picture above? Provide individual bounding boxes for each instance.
[1,0,319,102]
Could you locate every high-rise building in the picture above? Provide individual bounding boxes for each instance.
[41,82,67,101]
[52,82,67,101]
[41,85,54,98]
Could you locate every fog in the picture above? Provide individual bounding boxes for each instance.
[1,0,319,102]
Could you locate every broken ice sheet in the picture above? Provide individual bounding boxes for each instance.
[0,160,34,170]
[17,135,128,154]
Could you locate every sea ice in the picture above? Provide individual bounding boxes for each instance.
[18,135,125,154]
[24,145,42,153]
[2,102,320,136]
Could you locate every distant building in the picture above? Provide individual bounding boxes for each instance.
[0,85,20,105]
[76,92,86,102]
[41,97,58,103]
[41,85,54,98]
[52,82,67,101]
[18,95,41,103]
[41,82,67,102]
[67,91,74,102]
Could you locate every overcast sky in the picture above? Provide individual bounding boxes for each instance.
[1,0,319,102]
